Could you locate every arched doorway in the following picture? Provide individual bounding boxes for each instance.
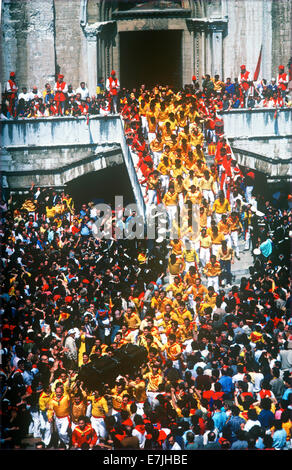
[66,164,135,210]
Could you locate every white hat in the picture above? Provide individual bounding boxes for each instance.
[67,329,75,335]
[253,248,261,255]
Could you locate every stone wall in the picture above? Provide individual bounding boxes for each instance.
[223,0,272,81]
[220,108,292,138]
[54,0,88,89]
[271,0,292,77]
[1,0,56,91]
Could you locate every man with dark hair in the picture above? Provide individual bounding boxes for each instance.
[203,431,221,449]
[72,415,98,449]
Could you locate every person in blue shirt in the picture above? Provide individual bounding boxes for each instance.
[225,77,235,96]
[258,397,275,430]
[224,405,245,443]
[231,94,241,108]
[212,400,227,433]
[272,419,287,449]
[219,367,235,400]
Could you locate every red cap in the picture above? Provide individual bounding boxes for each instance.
[192,75,197,81]
[111,70,116,76]
[279,65,284,70]
[10,72,15,77]
[240,65,246,69]
[58,74,64,79]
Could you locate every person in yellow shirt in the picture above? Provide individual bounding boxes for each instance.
[47,384,71,447]
[163,185,178,230]
[227,211,243,260]
[176,110,188,131]
[203,255,221,292]
[212,190,231,223]
[185,185,202,207]
[120,324,135,344]
[157,101,169,127]
[190,126,204,149]
[170,238,183,257]
[194,158,207,178]
[183,265,200,290]
[51,370,71,395]
[187,276,208,301]
[150,133,164,167]
[173,175,185,209]
[199,170,215,204]
[171,158,187,179]
[139,98,150,134]
[166,112,178,131]
[71,389,88,431]
[157,155,171,196]
[183,170,199,192]
[182,241,199,273]
[179,138,192,161]
[217,239,234,287]
[168,133,178,153]
[153,290,173,314]
[199,227,212,267]
[175,304,193,325]
[208,224,226,258]
[39,384,53,447]
[184,151,197,172]
[87,388,109,439]
[164,333,182,369]
[143,364,164,406]
[193,144,206,163]
[46,203,56,220]
[127,375,147,414]
[161,121,174,146]
[166,271,185,297]
[177,125,191,146]
[218,213,232,247]
[180,317,197,346]
[110,380,129,416]
[123,306,141,342]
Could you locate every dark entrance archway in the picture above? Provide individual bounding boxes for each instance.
[66,164,135,210]
[119,30,182,90]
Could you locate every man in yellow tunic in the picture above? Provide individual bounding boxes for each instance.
[47,384,71,447]
[87,388,109,439]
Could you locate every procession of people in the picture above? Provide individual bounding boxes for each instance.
[0,65,291,451]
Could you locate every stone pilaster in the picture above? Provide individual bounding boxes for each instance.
[84,25,99,96]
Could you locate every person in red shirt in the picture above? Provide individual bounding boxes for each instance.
[277,65,288,97]
[106,70,120,113]
[54,74,68,115]
[238,65,250,106]
[72,415,98,449]
[5,71,18,117]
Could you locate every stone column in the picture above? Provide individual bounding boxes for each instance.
[84,27,99,96]
[210,25,223,78]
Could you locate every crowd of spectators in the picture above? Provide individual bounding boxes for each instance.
[1,64,291,120]
[0,64,291,451]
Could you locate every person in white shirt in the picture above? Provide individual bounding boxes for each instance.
[28,86,42,101]
[18,87,31,102]
[244,408,261,432]
[75,82,89,100]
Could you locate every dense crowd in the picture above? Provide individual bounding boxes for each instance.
[0,65,291,451]
[1,64,291,120]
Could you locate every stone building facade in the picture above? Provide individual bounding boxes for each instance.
[1,0,291,95]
